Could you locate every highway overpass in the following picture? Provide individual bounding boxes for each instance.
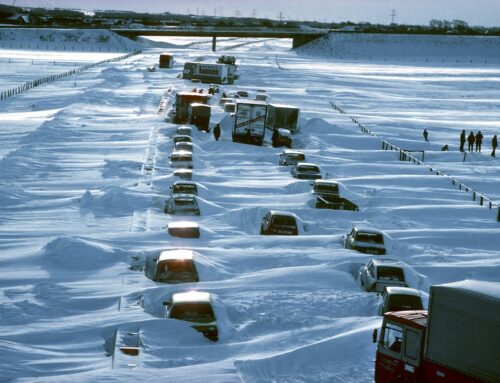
[111,28,328,51]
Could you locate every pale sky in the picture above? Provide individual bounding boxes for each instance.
[5,0,500,26]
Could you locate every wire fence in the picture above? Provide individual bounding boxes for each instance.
[329,101,500,221]
[0,50,142,101]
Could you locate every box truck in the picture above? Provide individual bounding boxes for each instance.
[189,103,211,132]
[373,280,500,383]
[174,92,210,124]
[266,103,300,132]
[159,53,174,68]
[232,100,268,146]
[183,62,231,84]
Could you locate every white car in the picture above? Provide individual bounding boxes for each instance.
[153,249,199,284]
[344,226,386,255]
[379,286,423,315]
[167,221,200,238]
[359,258,409,293]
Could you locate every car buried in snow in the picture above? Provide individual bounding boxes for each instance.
[153,249,200,283]
[260,210,299,235]
[175,126,192,136]
[165,194,200,216]
[174,141,194,152]
[173,169,193,180]
[311,179,340,198]
[170,180,198,196]
[172,134,192,144]
[379,286,423,315]
[344,226,386,255]
[290,162,322,180]
[272,128,292,148]
[169,150,193,169]
[164,291,218,341]
[278,149,305,166]
[167,221,200,238]
[359,258,409,293]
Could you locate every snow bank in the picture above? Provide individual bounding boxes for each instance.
[0,28,143,52]
[298,32,500,62]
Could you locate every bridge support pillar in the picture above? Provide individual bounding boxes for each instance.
[212,36,216,52]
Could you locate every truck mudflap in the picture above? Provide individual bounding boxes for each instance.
[375,351,419,383]
[422,360,487,383]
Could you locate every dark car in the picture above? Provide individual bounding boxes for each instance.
[165,194,200,216]
[344,226,386,255]
[260,210,299,235]
[167,221,200,238]
[278,149,305,166]
[164,291,218,341]
[272,128,292,148]
[153,249,199,283]
[170,181,198,196]
[291,162,322,180]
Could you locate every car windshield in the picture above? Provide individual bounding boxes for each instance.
[290,154,305,161]
[175,199,197,208]
[272,215,296,226]
[159,260,194,273]
[174,185,196,194]
[172,155,192,161]
[316,184,338,192]
[378,267,405,281]
[388,295,423,311]
[299,165,319,172]
[170,303,215,322]
[356,232,384,244]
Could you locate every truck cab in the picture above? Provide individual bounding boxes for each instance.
[374,311,427,383]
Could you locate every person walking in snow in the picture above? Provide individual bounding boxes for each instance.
[459,130,466,152]
[423,129,429,142]
[475,131,483,152]
[213,123,221,141]
[492,135,498,157]
[467,131,475,152]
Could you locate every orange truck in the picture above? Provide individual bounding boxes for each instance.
[373,280,500,383]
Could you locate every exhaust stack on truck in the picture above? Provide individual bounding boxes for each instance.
[373,280,500,383]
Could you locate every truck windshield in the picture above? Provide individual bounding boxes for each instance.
[170,303,215,322]
[382,322,403,353]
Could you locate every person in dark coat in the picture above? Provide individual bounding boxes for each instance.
[467,131,475,152]
[492,135,498,157]
[475,131,483,152]
[423,129,429,142]
[213,123,221,141]
[459,130,466,152]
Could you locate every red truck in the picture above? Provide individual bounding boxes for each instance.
[373,280,500,383]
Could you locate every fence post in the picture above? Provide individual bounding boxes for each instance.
[497,207,500,222]
[480,196,484,206]
[473,191,476,201]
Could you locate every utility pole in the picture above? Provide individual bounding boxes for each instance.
[251,8,257,18]
[390,9,396,24]
[278,11,283,22]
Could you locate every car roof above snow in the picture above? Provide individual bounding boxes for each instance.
[296,162,320,168]
[173,180,196,186]
[384,286,420,296]
[353,226,384,234]
[314,179,338,186]
[268,210,298,218]
[168,221,199,229]
[158,249,195,262]
[171,291,212,304]
[282,149,304,155]
[369,258,405,267]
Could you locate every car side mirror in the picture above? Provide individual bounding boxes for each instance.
[372,328,378,343]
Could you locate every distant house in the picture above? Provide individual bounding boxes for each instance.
[6,13,29,25]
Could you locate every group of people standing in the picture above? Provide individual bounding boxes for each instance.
[424,129,497,157]
[459,130,497,157]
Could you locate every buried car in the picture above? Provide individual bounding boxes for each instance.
[164,291,218,341]
[165,194,200,216]
[344,226,386,255]
[170,180,198,196]
[153,249,199,283]
[173,169,193,180]
[169,150,193,169]
[260,210,299,235]
[359,258,409,293]
[278,149,305,166]
[272,128,292,148]
[167,221,200,238]
[379,286,423,315]
[291,162,322,180]
[174,141,194,152]
[311,179,339,198]
[172,134,192,144]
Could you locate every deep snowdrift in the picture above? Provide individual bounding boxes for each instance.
[298,32,500,62]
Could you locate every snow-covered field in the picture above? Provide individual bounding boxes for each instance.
[0,32,499,382]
